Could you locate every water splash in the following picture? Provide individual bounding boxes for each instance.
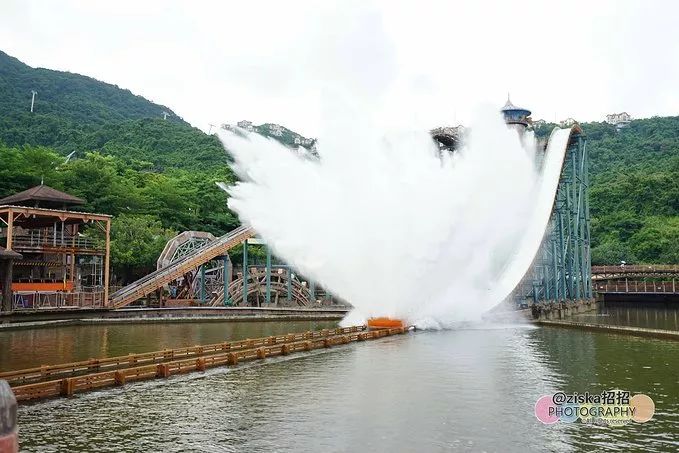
[219,105,541,328]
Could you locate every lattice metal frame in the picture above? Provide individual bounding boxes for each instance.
[517,129,593,305]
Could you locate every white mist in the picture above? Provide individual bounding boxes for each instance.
[219,103,547,328]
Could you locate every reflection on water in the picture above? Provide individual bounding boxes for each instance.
[16,325,679,452]
[571,303,679,331]
[0,320,338,371]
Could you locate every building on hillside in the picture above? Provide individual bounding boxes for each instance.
[560,118,577,127]
[221,123,235,131]
[605,112,632,129]
[0,185,111,311]
[236,120,254,131]
[268,124,284,137]
[293,137,302,145]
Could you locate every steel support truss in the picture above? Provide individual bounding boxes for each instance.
[518,131,593,306]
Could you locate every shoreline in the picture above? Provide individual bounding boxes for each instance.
[0,306,349,331]
[537,319,679,341]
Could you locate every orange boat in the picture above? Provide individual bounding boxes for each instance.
[367,317,405,330]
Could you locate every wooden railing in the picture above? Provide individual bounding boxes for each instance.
[11,233,101,252]
[594,281,678,294]
[592,265,679,275]
[12,290,105,310]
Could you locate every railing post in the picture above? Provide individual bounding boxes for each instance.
[223,255,230,306]
[0,380,18,453]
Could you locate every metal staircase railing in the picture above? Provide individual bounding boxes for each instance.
[109,226,254,308]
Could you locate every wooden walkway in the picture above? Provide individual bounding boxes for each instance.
[591,265,679,281]
[4,325,409,402]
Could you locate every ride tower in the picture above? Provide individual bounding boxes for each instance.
[432,98,593,310]
[504,102,593,308]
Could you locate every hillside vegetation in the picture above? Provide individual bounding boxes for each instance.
[0,51,242,280]
[584,117,679,264]
[535,117,678,264]
[0,50,676,281]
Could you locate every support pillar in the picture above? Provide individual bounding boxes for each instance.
[532,282,539,304]
[265,245,271,305]
[223,255,230,306]
[1,260,14,312]
[287,268,292,301]
[242,239,249,306]
[309,280,315,303]
[572,145,581,301]
[103,219,111,306]
[200,265,206,304]
[552,239,559,302]
[582,139,593,299]
[557,211,568,299]
[5,209,13,250]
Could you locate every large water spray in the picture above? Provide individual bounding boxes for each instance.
[219,106,554,328]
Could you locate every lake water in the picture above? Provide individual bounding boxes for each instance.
[9,319,679,452]
[571,303,679,331]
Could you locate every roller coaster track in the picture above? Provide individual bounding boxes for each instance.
[109,226,255,308]
[209,267,313,307]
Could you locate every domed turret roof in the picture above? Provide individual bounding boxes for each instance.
[501,95,531,115]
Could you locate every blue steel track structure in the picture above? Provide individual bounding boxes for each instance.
[515,127,593,306]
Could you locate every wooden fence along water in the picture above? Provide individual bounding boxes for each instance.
[3,325,409,403]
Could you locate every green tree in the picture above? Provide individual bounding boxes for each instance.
[109,214,176,283]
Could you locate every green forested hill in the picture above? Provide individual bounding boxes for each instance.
[536,117,679,264]
[0,50,319,280]
[0,50,676,280]
[0,50,240,280]
[0,50,229,171]
[0,50,184,130]
[584,117,679,264]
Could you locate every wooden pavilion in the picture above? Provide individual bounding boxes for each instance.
[0,185,111,311]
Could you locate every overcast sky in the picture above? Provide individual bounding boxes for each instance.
[2,0,678,135]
